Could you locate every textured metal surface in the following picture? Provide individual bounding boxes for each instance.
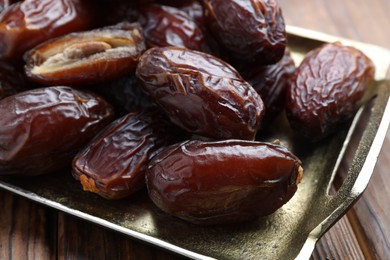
[1,27,390,260]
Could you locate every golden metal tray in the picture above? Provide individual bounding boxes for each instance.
[1,26,390,260]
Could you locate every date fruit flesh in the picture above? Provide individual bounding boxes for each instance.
[146,139,303,225]
[203,0,287,64]
[286,42,375,142]
[24,22,146,86]
[0,86,114,175]
[136,46,265,140]
[72,109,185,200]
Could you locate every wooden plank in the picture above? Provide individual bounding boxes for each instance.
[279,0,390,49]
[311,216,365,260]
[0,190,57,260]
[346,133,390,259]
[57,212,185,260]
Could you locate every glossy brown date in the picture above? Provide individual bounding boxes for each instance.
[137,4,212,53]
[286,42,375,142]
[136,46,265,140]
[146,139,303,225]
[0,0,95,60]
[0,86,114,175]
[72,109,186,200]
[240,50,296,124]
[24,22,146,86]
[157,0,207,29]
[156,0,221,55]
[203,0,287,64]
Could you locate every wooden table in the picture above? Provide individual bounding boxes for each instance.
[1,0,389,259]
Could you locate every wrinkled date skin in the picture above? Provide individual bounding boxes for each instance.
[156,0,221,55]
[137,4,212,53]
[0,0,95,60]
[146,139,303,225]
[24,22,146,86]
[0,86,114,175]
[136,46,265,140]
[203,0,286,64]
[72,109,186,200]
[286,42,375,142]
[240,50,296,124]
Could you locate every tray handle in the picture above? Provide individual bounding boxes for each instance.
[296,79,390,260]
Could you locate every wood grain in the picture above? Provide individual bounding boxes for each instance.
[57,213,185,260]
[348,135,390,259]
[311,216,364,260]
[0,191,57,260]
[279,0,390,49]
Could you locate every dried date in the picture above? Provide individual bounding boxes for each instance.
[0,0,95,60]
[136,46,265,140]
[0,86,114,175]
[157,0,207,27]
[137,4,212,53]
[72,109,186,200]
[93,73,156,115]
[146,139,303,225]
[240,50,296,124]
[24,22,146,86]
[286,42,375,142]
[93,0,153,25]
[203,0,287,64]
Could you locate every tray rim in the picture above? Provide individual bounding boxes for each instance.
[0,180,214,260]
[1,26,390,260]
[295,84,390,259]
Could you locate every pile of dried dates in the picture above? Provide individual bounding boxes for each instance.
[0,0,375,225]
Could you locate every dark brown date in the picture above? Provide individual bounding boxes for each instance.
[136,46,265,140]
[146,139,303,225]
[157,0,206,27]
[93,73,156,116]
[203,0,286,64]
[240,50,296,124]
[24,22,146,86]
[72,109,186,200]
[286,42,375,142]
[0,62,28,100]
[156,0,221,55]
[0,86,114,175]
[0,0,95,60]
[96,0,154,25]
[137,4,212,53]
